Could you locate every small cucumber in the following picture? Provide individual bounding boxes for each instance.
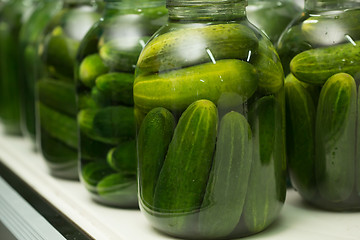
[107,140,136,174]
[285,74,316,200]
[81,162,115,193]
[153,100,218,233]
[96,173,138,207]
[244,96,283,233]
[78,106,135,144]
[199,111,253,238]
[99,36,150,72]
[43,33,80,78]
[137,23,259,73]
[78,92,97,110]
[37,79,76,116]
[138,107,175,208]
[79,53,109,88]
[315,73,356,202]
[38,102,78,149]
[134,59,258,113]
[95,72,134,106]
[290,41,360,84]
[251,37,284,94]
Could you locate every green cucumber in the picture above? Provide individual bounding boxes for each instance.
[95,72,134,106]
[244,96,283,233]
[79,53,109,88]
[199,111,253,238]
[43,33,80,78]
[134,59,258,113]
[107,140,136,173]
[285,74,316,199]
[99,36,150,72]
[96,173,138,207]
[38,102,78,149]
[81,162,115,192]
[302,9,360,46]
[78,106,135,144]
[137,23,259,73]
[78,93,98,110]
[251,37,284,94]
[315,73,356,202]
[290,41,360,84]
[37,79,76,116]
[138,107,175,208]
[153,100,218,233]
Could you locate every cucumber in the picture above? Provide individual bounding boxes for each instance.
[78,106,135,144]
[285,74,316,200]
[137,23,259,73]
[95,72,134,106]
[251,37,284,94]
[37,79,76,116]
[153,100,218,233]
[315,73,356,202]
[81,162,115,192]
[107,140,136,174]
[38,102,78,149]
[78,93,97,110]
[96,173,138,207]
[134,59,258,113]
[199,111,253,238]
[43,33,80,78]
[79,54,109,88]
[138,107,175,208]
[290,41,360,84]
[301,9,360,46]
[244,96,283,233]
[99,36,150,72]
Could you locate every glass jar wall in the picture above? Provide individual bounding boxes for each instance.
[76,0,167,207]
[19,0,62,143]
[135,0,286,238]
[247,0,301,44]
[0,0,39,135]
[36,0,100,179]
[278,0,360,210]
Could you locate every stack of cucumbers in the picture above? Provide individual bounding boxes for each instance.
[134,23,286,238]
[280,9,360,210]
[37,4,100,179]
[77,6,167,207]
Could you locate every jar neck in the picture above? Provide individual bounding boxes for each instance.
[103,0,164,16]
[305,0,360,11]
[168,1,247,22]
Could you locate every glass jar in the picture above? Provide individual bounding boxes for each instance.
[0,0,39,135]
[135,0,286,238]
[278,0,360,210]
[19,0,62,143]
[76,0,167,207]
[36,0,100,179]
[247,0,301,44]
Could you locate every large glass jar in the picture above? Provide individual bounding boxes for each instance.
[0,0,39,135]
[76,0,167,207]
[135,0,286,238]
[247,0,301,44]
[36,0,100,179]
[278,0,360,210]
[19,0,62,143]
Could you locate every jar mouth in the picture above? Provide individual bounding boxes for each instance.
[167,0,247,7]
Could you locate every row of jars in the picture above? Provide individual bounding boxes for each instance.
[1,0,360,239]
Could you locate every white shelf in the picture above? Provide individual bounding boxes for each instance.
[0,132,359,240]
